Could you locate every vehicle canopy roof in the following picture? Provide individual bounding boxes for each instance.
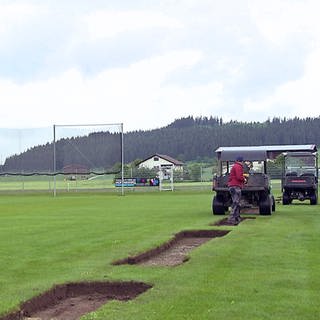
[215,145,317,161]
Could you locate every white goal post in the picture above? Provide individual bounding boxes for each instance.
[159,164,174,191]
[53,123,124,196]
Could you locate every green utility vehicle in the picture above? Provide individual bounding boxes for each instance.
[282,151,318,205]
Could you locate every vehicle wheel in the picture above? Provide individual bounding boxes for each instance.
[271,195,276,212]
[259,195,272,215]
[310,193,318,205]
[282,193,290,205]
[212,196,225,215]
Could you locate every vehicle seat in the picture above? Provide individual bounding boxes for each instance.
[300,172,315,176]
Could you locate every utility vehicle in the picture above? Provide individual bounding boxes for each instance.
[212,147,275,215]
[282,151,318,205]
[212,145,317,215]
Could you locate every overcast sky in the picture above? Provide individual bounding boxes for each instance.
[1,0,320,134]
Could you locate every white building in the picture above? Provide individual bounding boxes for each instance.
[137,154,184,172]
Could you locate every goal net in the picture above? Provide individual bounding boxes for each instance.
[0,124,124,195]
[159,165,174,191]
[53,123,124,195]
[0,127,53,192]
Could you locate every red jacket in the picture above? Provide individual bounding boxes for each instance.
[228,161,245,188]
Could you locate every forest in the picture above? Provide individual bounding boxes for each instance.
[1,116,319,173]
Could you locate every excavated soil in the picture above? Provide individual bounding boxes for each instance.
[112,230,230,267]
[240,207,259,214]
[0,281,151,320]
[212,217,256,226]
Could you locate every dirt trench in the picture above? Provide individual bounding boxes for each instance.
[112,229,230,267]
[0,281,152,320]
[1,229,232,319]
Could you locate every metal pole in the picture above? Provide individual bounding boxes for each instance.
[121,123,124,196]
[53,124,56,197]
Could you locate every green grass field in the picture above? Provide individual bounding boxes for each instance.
[0,175,213,193]
[0,186,319,319]
[0,174,115,192]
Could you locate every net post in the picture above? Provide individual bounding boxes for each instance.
[121,123,124,196]
[53,124,57,197]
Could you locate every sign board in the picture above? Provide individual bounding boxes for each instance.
[115,178,159,187]
[115,178,136,187]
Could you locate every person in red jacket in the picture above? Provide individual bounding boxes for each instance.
[227,156,246,225]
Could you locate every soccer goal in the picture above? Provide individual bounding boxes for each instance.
[159,164,174,191]
[53,123,124,196]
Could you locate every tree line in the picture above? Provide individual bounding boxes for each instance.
[1,116,319,173]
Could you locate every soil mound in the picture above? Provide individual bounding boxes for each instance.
[212,217,256,226]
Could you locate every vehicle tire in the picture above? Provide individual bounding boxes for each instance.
[212,196,225,215]
[310,193,318,205]
[282,193,290,205]
[259,195,272,215]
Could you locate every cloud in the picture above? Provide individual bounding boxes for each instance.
[0,3,50,50]
[1,0,320,135]
[0,50,207,131]
[243,48,320,119]
[82,9,183,40]
[0,3,42,36]
[249,0,320,46]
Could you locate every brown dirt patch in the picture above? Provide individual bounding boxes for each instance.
[112,230,230,267]
[240,207,259,214]
[0,281,151,320]
[212,217,256,226]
